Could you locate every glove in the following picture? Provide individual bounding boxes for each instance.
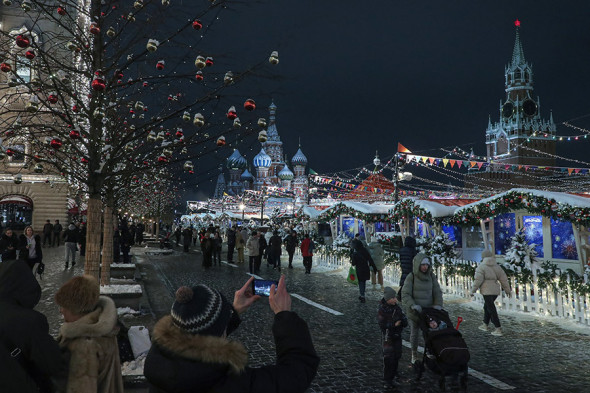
[411,305,422,313]
[433,305,442,311]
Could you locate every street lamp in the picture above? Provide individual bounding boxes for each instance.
[393,154,412,203]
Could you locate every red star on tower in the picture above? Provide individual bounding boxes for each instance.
[514,19,521,27]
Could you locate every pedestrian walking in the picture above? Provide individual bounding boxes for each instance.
[367,239,385,290]
[470,249,511,336]
[268,230,283,270]
[54,275,124,393]
[226,226,236,263]
[52,219,63,247]
[259,231,268,269]
[0,259,66,393]
[182,226,192,252]
[300,234,315,274]
[377,287,407,387]
[144,275,319,393]
[350,234,377,303]
[213,231,223,265]
[201,232,214,268]
[247,231,260,274]
[236,227,245,263]
[136,222,144,246]
[401,253,443,363]
[113,224,121,263]
[42,219,53,247]
[120,221,133,264]
[398,236,417,300]
[129,222,137,247]
[285,230,298,269]
[62,223,80,269]
[19,226,43,272]
[0,227,19,261]
[79,222,87,257]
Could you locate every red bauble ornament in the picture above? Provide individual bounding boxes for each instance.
[5,148,14,157]
[156,60,165,70]
[226,108,237,120]
[158,156,168,163]
[72,105,79,112]
[216,136,226,147]
[195,71,203,81]
[91,78,106,91]
[205,57,213,67]
[5,130,14,138]
[15,35,30,48]
[89,23,100,35]
[114,70,123,80]
[192,20,203,30]
[57,6,66,15]
[0,63,12,73]
[50,138,63,149]
[175,130,183,138]
[48,94,58,104]
[243,98,256,111]
[24,50,35,60]
[69,129,80,139]
[81,157,88,163]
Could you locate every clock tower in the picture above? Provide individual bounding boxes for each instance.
[468,21,557,190]
[485,21,556,166]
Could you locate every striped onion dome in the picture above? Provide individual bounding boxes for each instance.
[278,164,294,180]
[226,149,247,170]
[253,148,271,168]
[291,147,307,166]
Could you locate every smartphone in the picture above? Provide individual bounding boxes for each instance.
[252,279,279,297]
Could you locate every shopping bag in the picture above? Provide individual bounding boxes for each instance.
[128,325,152,359]
[347,265,358,285]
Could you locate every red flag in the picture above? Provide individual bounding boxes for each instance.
[397,143,411,153]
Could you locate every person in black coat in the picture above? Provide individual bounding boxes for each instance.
[119,221,133,264]
[78,222,87,257]
[350,234,377,303]
[113,225,121,263]
[213,231,223,265]
[19,226,43,271]
[201,232,213,268]
[0,259,66,393]
[52,219,63,247]
[377,287,408,387]
[258,232,268,270]
[136,222,145,246]
[182,227,192,253]
[0,227,19,261]
[268,230,283,271]
[398,236,417,300]
[285,231,298,269]
[42,219,53,247]
[144,275,319,393]
[226,226,236,264]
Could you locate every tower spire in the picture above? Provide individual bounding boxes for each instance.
[511,20,526,68]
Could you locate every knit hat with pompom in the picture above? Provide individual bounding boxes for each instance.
[170,284,233,336]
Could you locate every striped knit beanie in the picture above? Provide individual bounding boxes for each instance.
[171,284,233,336]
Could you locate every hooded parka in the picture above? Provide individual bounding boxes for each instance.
[144,311,319,393]
[471,255,511,296]
[401,252,443,322]
[0,260,66,393]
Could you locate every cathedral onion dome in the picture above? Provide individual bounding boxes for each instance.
[241,168,254,180]
[278,164,294,180]
[226,149,247,170]
[291,147,307,166]
[253,148,271,168]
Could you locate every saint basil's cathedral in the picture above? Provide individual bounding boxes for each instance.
[213,102,309,200]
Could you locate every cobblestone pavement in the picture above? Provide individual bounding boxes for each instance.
[34,244,590,392]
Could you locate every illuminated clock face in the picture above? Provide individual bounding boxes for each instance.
[502,102,514,118]
[523,99,538,117]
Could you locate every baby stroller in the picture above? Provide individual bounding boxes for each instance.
[414,307,469,391]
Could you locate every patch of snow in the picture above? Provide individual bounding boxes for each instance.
[117,307,140,316]
[121,353,145,376]
[112,263,136,268]
[100,284,142,294]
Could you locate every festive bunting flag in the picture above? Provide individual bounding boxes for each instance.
[449,159,455,168]
[443,159,449,167]
[398,143,412,153]
[421,156,428,163]
[457,160,463,168]
[429,157,435,164]
[477,162,484,169]
[568,168,574,175]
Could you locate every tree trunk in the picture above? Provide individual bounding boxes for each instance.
[84,196,103,280]
[100,204,114,286]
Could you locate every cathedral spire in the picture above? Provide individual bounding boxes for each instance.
[511,20,526,68]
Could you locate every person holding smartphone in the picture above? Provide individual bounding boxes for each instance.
[144,275,320,393]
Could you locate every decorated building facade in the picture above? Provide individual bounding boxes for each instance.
[467,22,557,189]
[217,102,309,200]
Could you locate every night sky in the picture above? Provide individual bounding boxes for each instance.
[185,0,590,200]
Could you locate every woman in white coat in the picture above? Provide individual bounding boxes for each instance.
[470,249,511,336]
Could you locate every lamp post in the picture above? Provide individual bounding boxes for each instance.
[393,153,412,203]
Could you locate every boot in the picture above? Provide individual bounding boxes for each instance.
[288,263,293,269]
[64,262,68,269]
[71,261,76,268]
[491,327,503,336]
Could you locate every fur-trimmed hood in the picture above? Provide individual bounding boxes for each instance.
[152,315,248,374]
[58,296,118,344]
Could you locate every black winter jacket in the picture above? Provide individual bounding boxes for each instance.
[144,311,319,393]
[398,236,417,289]
[285,235,298,253]
[350,239,376,282]
[18,234,42,262]
[0,233,19,260]
[0,260,66,393]
[62,225,79,243]
[377,300,408,340]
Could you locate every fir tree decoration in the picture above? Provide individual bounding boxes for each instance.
[424,232,458,266]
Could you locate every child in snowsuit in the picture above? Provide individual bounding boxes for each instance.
[377,287,408,386]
